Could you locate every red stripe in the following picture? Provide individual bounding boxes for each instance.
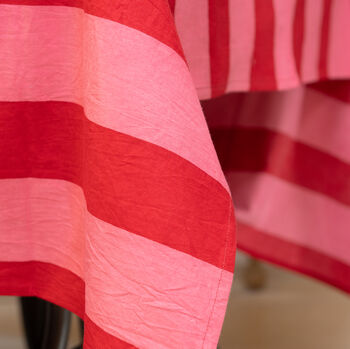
[210,127,350,206]
[250,0,277,90]
[0,101,234,272]
[0,0,183,59]
[208,0,230,98]
[237,222,350,293]
[0,261,136,347]
[293,0,305,79]
[310,80,350,104]
[168,0,175,15]
[0,261,84,317]
[319,0,332,79]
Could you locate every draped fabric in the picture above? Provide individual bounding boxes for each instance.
[1,0,349,348]
[174,0,350,293]
[0,2,235,348]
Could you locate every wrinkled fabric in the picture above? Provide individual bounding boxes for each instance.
[0,1,235,348]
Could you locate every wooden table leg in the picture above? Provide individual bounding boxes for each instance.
[242,257,267,290]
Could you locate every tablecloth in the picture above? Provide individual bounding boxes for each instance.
[0,1,236,348]
[174,0,350,292]
[1,0,350,348]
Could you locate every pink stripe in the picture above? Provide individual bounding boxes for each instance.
[0,4,227,191]
[0,178,85,277]
[300,0,323,81]
[174,0,211,100]
[0,177,232,348]
[226,0,255,92]
[273,0,299,89]
[205,85,350,164]
[327,0,350,79]
[228,172,350,266]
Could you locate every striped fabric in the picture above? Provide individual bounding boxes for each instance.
[173,0,350,293]
[1,0,349,347]
[175,0,350,98]
[0,2,235,349]
[203,84,350,292]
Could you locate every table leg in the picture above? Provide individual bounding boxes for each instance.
[20,297,71,349]
[242,257,267,290]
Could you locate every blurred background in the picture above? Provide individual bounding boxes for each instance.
[1,251,350,349]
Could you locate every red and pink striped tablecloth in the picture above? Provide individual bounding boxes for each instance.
[0,1,235,348]
[0,0,349,348]
[176,0,350,294]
